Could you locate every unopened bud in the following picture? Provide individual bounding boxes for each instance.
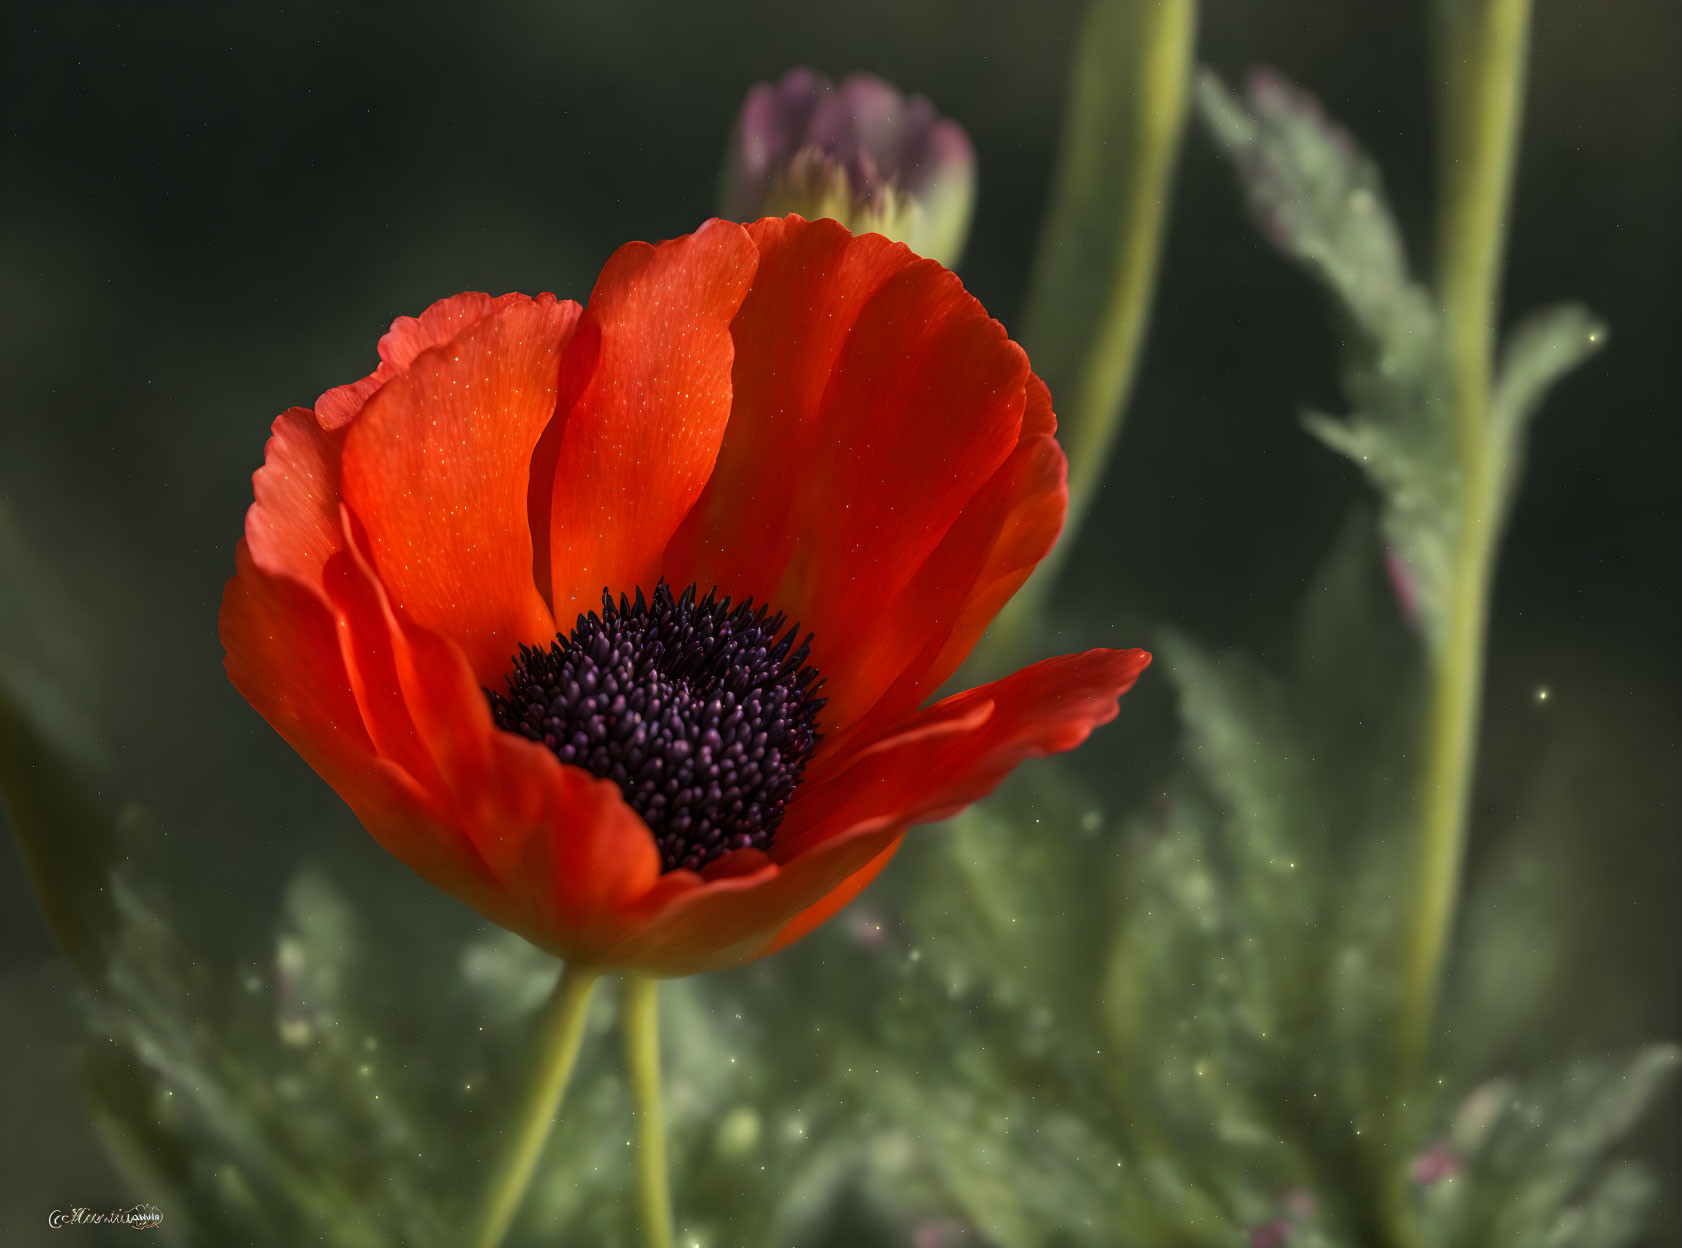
[721,68,977,268]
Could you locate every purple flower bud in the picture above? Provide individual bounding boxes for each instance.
[721,68,977,268]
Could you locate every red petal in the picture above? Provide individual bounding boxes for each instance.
[662,216,914,606]
[761,836,902,955]
[781,267,1029,728]
[545,219,758,622]
[231,526,668,964]
[315,292,532,430]
[594,822,902,976]
[814,426,1068,763]
[920,380,1065,681]
[663,216,1031,732]
[341,294,580,684]
[222,539,371,763]
[913,419,1066,709]
[1021,369,1057,438]
[469,731,665,960]
[333,512,664,956]
[219,542,509,923]
[249,294,546,595]
[781,649,1152,859]
[243,406,347,591]
[320,544,450,798]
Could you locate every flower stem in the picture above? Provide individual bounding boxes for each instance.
[623,975,674,1248]
[1400,0,1533,1078]
[984,0,1197,662]
[470,962,600,1248]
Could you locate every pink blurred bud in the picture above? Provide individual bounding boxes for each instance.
[1385,547,1421,627]
[1410,1141,1461,1186]
[722,68,977,267]
[1248,1219,1294,1248]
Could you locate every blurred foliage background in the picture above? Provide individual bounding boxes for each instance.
[1,1,1678,1245]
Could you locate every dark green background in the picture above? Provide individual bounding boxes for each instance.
[2,1,1677,1243]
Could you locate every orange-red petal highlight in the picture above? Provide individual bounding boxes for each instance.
[546,219,757,623]
[662,216,914,604]
[341,294,579,684]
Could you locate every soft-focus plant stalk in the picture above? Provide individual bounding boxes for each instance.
[986,0,1196,661]
[0,668,120,982]
[1402,0,1533,1079]
[623,975,674,1248]
[470,963,599,1248]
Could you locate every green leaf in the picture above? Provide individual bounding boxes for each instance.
[1290,513,1422,829]
[1537,1163,1657,1248]
[1196,68,1416,341]
[1488,303,1607,508]
[1200,72,1609,671]
[1158,630,1303,851]
[1491,304,1606,442]
[928,793,1117,1029]
[1541,1046,1681,1172]
[1442,736,1608,1075]
[1416,1047,1681,1248]
[1200,68,1459,652]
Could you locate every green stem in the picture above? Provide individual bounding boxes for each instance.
[985,0,1197,663]
[1401,0,1533,1080]
[469,963,600,1248]
[623,975,674,1248]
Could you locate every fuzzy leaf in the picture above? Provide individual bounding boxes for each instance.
[1537,1164,1657,1248]
[1159,630,1304,850]
[1491,304,1605,442]
[1200,68,1458,649]
[1442,735,1611,1075]
[1200,72,1608,664]
[79,866,876,1248]
[1540,1047,1681,1172]
[1290,513,1421,831]
[1196,69,1414,338]
[1489,303,1607,508]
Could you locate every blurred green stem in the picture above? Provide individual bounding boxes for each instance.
[983,0,1196,663]
[624,975,674,1248]
[470,962,599,1248]
[0,668,119,982]
[1401,0,1533,1078]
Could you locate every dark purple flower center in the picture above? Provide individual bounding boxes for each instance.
[488,582,824,874]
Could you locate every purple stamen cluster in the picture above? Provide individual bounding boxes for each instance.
[489,582,824,873]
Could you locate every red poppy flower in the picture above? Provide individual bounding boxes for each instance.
[220,215,1149,977]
